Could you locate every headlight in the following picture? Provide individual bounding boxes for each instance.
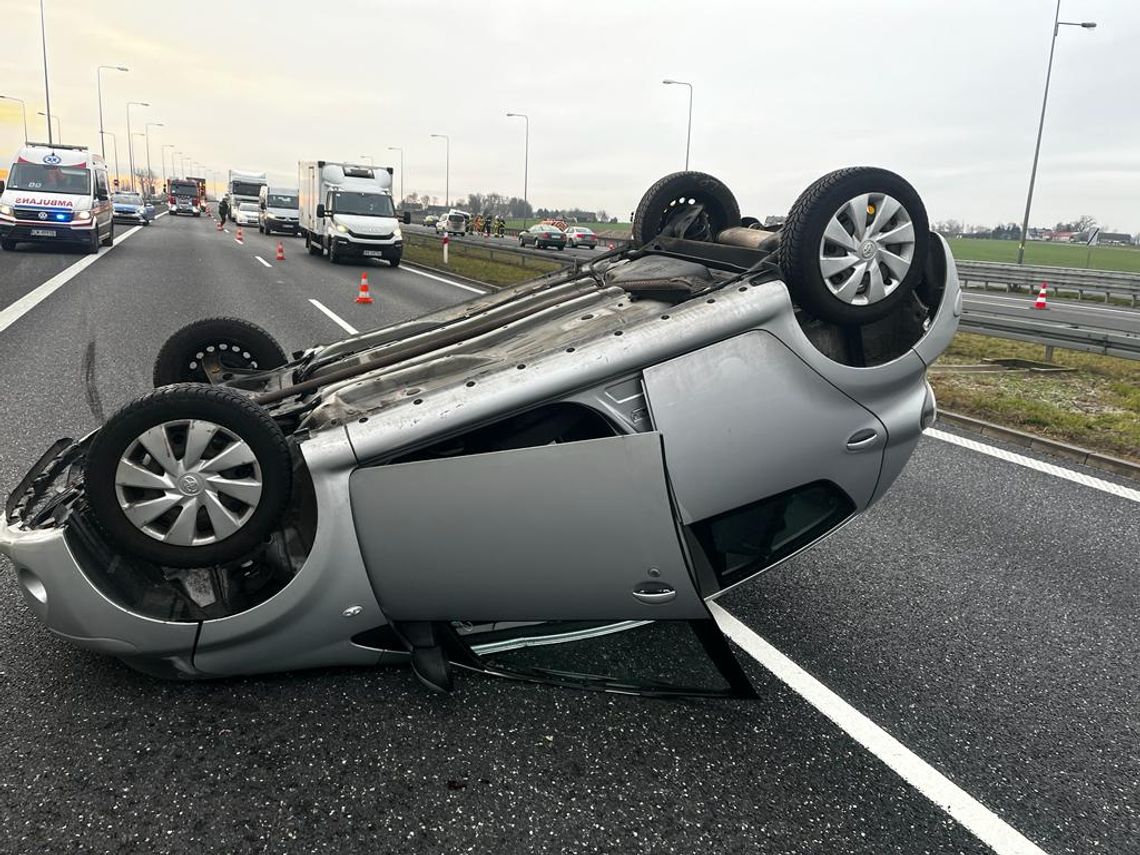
[74,211,93,221]
[0,204,12,216]
[392,227,402,239]
[335,223,348,233]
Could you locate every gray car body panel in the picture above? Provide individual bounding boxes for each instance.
[350,432,707,622]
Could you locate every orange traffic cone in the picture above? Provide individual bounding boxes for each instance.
[235,226,244,244]
[355,272,374,304]
[1032,282,1048,310]
[276,241,285,261]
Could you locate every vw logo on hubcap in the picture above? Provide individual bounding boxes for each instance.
[177,473,204,496]
[859,239,878,260]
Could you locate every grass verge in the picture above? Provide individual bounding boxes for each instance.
[402,235,563,288]
[931,333,1140,463]
[949,238,1140,273]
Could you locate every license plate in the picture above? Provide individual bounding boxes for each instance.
[30,229,56,237]
[362,250,384,257]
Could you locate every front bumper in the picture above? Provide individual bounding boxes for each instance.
[113,211,147,224]
[0,221,95,246]
[333,236,404,259]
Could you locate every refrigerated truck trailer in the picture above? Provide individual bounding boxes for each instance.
[227,169,267,222]
[298,160,408,266]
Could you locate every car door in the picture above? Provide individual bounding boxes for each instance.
[642,330,887,593]
[349,432,708,623]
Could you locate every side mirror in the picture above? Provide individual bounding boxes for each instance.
[316,203,326,218]
[403,211,411,225]
[0,180,5,194]
[97,191,109,201]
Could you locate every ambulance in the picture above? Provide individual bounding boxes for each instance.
[0,143,115,253]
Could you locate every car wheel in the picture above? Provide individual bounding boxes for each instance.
[632,171,741,245]
[0,239,16,251]
[328,239,340,264]
[305,233,321,256]
[389,256,401,268]
[102,222,115,246]
[152,317,288,387]
[84,384,293,569]
[87,227,101,254]
[778,167,929,325]
[519,236,525,246]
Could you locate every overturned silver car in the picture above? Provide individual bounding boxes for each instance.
[2,168,960,695]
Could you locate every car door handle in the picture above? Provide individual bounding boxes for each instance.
[846,429,880,452]
[632,584,677,605]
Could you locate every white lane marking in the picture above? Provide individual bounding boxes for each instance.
[0,225,144,336]
[255,256,272,268]
[309,299,359,335]
[927,428,1139,503]
[964,292,1139,318]
[709,603,1051,855]
[402,263,487,294]
[154,211,168,220]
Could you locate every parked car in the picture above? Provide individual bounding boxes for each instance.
[565,226,597,249]
[235,202,260,226]
[111,192,154,227]
[0,167,957,696]
[520,223,567,250]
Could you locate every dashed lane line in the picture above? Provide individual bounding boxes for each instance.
[255,256,272,268]
[308,299,359,335]
[927,428,1139,503]
[710,603,1052,855]
[0,224,144,336]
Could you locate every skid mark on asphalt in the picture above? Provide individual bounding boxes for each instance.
[927,428,1139,503]
[711,603,1053,855]
[81,340,105,424]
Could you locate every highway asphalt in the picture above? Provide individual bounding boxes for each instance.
[404,222,610,262]
[0,215,1135,854]
[962,290,1140,336]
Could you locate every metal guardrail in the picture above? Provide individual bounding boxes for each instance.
[956,261,1140,307]
[960,310,1140,361]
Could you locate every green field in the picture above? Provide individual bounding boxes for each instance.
[948,238,1140,273]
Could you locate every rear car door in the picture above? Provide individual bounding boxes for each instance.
[643,331,886,594]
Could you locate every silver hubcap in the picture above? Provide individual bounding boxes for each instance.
[818,193,915,306]
[114,419,262,546]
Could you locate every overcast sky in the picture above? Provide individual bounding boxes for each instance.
[0,0,1136,231]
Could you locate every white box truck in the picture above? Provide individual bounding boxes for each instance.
[299,161,408,266]
[227,169,267,222]
[258,185,299,235]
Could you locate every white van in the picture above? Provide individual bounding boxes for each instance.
[258,185,300,236]
[299,161,410,266]
[0,143,115,253]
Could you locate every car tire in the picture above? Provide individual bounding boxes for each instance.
[0,239,16,251]
[328,239,340,264]
[306,234,322,256]
[152,317,288,387]
[84,384,293,569]
[778,167,929,326]
[102,222,115,246]
[389,256,401,268]
[87,228,101,254]
[632,171,741,245]
[193,212,201,218]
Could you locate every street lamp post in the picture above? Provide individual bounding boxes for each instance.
[505,113,529,227]
[387,146,404,206]
[96,65,128,158]
[662,79,693,170]
[99,130,120,189]
[430,133,449,207]
[126,101,148,191]
[1016,3,1097,264]
[161,143,174,191]
[0,95,28,142]
[180,155,190,179]
[144,122,163,199]
[39,0,53,145]
[36,111,60,141]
